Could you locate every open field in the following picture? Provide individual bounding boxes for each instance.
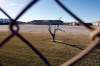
[0,25,91,35]
[0,25,100,66]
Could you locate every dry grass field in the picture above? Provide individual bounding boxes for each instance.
[0,25,100,66]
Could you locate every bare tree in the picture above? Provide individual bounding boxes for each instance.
[48,24,65,42]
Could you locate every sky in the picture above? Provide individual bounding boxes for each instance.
[0,0,100,22]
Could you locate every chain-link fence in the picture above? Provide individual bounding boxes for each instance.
[0,0,100,66]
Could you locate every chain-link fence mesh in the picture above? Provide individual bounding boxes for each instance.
[0,0,100,66]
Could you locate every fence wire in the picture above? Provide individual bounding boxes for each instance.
[0,0,100,66]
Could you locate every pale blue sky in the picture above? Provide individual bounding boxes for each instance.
[0,0,100,22]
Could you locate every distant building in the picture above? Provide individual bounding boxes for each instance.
[0,18,25,25]
[63,22,72,26]
[71,22,80,26]
[63,22,78,26]
[64,22,80,26]
[0,19,11,25]
[92,21,100,27]
[64,22,93,26]
[30,20,64,25]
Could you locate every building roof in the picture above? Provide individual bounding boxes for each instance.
[31,20,64,25]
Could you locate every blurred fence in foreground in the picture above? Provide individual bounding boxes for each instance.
[0,0,100,66]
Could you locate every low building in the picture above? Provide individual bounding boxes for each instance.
[63,22,72,26]
[30,20,64,25]
[71,22,80,26]
[0,18,25,25]
[65,22,93,26]
[64,22,80,26]
[92,21,100,27]
[0,19,11,25]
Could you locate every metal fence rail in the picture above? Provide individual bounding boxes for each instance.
[0,0,100,66]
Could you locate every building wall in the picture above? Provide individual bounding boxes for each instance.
[93,22,100,27]
[31,20,64,25]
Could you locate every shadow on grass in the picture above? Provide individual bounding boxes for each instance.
[53,40,84,50]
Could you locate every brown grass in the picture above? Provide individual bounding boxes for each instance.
[0,32,99,66]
